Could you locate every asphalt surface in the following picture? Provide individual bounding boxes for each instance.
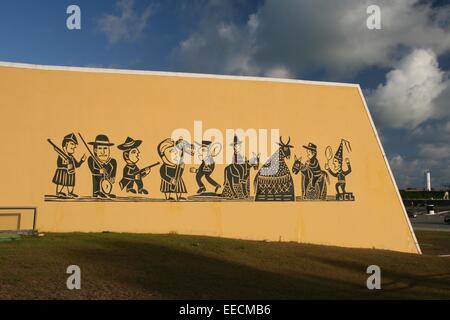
[409,213,450,232]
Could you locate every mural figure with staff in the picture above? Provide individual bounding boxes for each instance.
[158,138,195,201]
[47,133,86,199]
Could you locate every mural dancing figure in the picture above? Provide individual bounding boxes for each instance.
[221,135,260,199]
[325,139,354,201]
[118,137,156,195]
[158,138,195,201]
[190,140,222,194]
[48,133,86,199]
[254,136,295,201]
[292,143,329,200]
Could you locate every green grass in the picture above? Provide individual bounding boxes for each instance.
[0,231,449,299]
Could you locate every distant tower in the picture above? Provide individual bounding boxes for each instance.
[424,170,431,191]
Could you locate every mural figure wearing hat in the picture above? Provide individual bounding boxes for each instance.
[228,134,246,186]
[87,134,117,199]
[325,139,353,201]
[190,140,222,194]
[231,135,245,165]
[292,142,329,200]
[118,137,151,195]
[158,138,195,201]
[222,135,260,199]
[51,133,86,198]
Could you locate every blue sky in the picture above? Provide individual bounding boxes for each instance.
[1,0,449,188]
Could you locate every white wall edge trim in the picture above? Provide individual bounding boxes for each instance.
[357,85,422,254]
[0,61,359,88]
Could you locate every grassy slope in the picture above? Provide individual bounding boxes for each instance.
[0,231,449,300]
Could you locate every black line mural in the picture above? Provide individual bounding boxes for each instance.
[118,137,159,195]
[221,135,260,200]
[191,140,222,195]
[325,139,354,201]
[44,133,356,203]
[48,133,86,199]
[292,143,329,201]
[158,138,195,201]
[81,134,117,199]
[254,137,295,201]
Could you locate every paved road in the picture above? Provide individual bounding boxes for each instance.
[410,214,450,232]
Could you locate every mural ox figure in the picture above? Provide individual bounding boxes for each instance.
[254,136,295,201]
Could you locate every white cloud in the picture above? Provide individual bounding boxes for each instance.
[390,155,416,184]
[434,84,450,118]
[389,155,421,188]
[174,0,450,77]
[171,0,450,187]
[368,49,449,129]
[389,154,448,188]
[394,119,450,187]
[264,66,293,79]
[413,120,450,143]
[98,0,152,45]
[418,143,450,160]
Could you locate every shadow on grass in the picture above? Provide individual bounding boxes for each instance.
[64,238,375,300]
[296,251,450,299]
[2,233,450,299]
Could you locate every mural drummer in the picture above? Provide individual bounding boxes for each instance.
[87,134,117,199]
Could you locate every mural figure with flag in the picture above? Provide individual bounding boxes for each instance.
[325,139,354,201]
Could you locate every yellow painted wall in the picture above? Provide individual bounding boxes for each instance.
[0,211,34,231]
[0,215,20,231]
[0,63,420,254]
